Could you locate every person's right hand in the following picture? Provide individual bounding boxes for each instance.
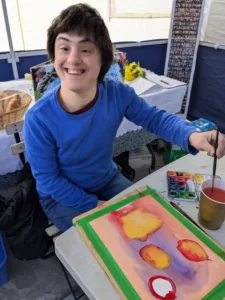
[189,130,225,158]
[97,200,106,207]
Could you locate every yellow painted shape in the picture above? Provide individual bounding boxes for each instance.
[140,244,171,270]
[121,208,163,240]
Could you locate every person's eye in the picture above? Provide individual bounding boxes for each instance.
[60,47,68,52]
[82,49,91,53]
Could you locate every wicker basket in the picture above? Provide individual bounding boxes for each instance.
[0,90,32,130]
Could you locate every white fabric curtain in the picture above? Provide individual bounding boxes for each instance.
[200,0,212,41]
[203,0,225,45]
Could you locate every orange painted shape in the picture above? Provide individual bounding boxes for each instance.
[140,244,171,270]
[177,239,210,262]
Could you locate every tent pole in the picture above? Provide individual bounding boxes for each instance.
[1,0,19,79]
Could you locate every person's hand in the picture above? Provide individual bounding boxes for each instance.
[97,200,106,207]
[189,130,225,159]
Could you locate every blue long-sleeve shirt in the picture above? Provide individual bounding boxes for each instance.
[24,80,197,212]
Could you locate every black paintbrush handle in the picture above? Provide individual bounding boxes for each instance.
[212,129,219,189]
[213,129,219,175]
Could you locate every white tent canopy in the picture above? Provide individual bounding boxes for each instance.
[0,0,171,52]
[1,0,224,53]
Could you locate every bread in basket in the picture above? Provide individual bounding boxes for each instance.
[0,90,32,130]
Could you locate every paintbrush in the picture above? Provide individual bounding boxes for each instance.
[212,128,219,191]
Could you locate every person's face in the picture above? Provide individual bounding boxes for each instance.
[54,32,101,94]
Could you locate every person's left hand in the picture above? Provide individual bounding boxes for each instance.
[189,130,225,159]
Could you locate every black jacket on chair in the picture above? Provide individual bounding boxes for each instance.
[0,163,52,260]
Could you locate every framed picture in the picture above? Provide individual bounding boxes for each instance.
[110,0,172,18]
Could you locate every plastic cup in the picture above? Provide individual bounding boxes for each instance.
[198,178,225,230]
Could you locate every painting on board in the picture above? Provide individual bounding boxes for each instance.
[73,186,225,300]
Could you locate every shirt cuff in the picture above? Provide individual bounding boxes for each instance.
[184,128,199,155]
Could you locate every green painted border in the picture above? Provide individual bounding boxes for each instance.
[74,186,225,299]
[81,222,141,299]
[202,279,225,300]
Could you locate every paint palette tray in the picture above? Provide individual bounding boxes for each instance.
[167,171,221,201]
[167,171,197,201]
[193,173,221,197]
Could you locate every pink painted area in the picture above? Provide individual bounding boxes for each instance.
[90,195,225,299]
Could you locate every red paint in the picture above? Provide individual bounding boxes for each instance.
[148,275,176,300]
[176,177,185,183]
[110,206,134,218]
[138,235,149,242]
[139,247,156,265]
[168,171,176,177]
[203,187,225,203]
[184,177,191,182]
[109,206,136,240]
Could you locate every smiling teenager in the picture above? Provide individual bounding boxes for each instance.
[54,33,101,113]
[24,4,225,232]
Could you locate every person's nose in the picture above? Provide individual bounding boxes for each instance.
[67,48,82,65]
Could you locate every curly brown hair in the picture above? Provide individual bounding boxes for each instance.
[47,3,113,82]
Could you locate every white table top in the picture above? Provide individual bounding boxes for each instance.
[55,152,225,300]
[116,84,186,137]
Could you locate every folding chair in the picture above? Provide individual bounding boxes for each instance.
[5,120,61,239]
[5,120,84,300]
